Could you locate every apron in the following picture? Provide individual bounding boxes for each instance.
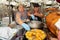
[15,11,27,40]
[19,11,28,20]
[16,11,28,24]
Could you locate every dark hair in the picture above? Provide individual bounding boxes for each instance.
[33,3,40,7]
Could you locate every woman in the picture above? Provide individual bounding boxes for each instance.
[28,3,44,21]
[15,4,30,31]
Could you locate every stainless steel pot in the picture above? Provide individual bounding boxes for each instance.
[27,21,44,29]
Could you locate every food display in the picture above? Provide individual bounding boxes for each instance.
[25,29,46,40]
[46,11,60,36]
[45,7,57,12]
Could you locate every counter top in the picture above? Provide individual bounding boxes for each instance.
[0,24,23,40]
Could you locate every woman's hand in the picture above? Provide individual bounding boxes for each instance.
[21,23,30,31]
[30,14,35,20]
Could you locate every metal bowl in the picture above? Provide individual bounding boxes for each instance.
[28,21,44,29]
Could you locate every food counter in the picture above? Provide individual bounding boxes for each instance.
[0,21,46,40]
[0,22,23,40]
[0,19,58,40]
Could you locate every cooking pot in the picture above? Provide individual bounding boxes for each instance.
[27,21,44,29]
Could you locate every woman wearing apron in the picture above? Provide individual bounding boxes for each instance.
[15,4,30,31]
[15,4,30,40]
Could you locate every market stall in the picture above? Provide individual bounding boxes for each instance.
[0,0,60,40]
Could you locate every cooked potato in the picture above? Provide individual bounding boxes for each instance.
[25,29,46,40]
